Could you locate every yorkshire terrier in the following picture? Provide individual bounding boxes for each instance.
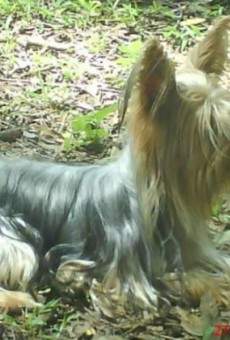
[0,16,229,311]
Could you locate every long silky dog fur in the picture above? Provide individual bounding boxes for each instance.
[0,16,229,310]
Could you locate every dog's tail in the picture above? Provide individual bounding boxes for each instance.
[0,215,41,310]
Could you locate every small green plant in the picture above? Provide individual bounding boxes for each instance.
[202,325,215,340]
[188,2,225,18]
[64,103,116,151]
[117,39,142,68]
[148,2,175,20]
[0,0,103,27]
[111,3,140,25]
[212,201,222,218]
[0,299,61,338]
[61,59,87,81]
[163,24,202,50]
[87,32,107,53]
[0,33,16,59]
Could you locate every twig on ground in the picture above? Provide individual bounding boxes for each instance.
[18,35,74,52]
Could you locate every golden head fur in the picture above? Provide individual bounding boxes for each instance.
[126,16,230,272]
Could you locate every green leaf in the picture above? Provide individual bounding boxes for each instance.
[67,103,116,150]
[93,103,117,122]
[72,103,116,133]
[202,326,215,340]
[212,202,222,217]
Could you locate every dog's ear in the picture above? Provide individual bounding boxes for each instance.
[129,37,177,118]
[188,16,230,75]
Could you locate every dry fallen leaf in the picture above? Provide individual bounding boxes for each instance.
[181,18,206,26]
[176,307,203,336]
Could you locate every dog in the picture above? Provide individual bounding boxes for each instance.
[0,16,229,312]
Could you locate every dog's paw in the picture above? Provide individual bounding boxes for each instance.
[0,288,42,311]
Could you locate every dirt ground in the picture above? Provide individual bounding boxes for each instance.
[0,1,229,339]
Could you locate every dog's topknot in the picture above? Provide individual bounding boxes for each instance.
[175,69,210,104]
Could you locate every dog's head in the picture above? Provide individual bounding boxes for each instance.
[127,16,230,217]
